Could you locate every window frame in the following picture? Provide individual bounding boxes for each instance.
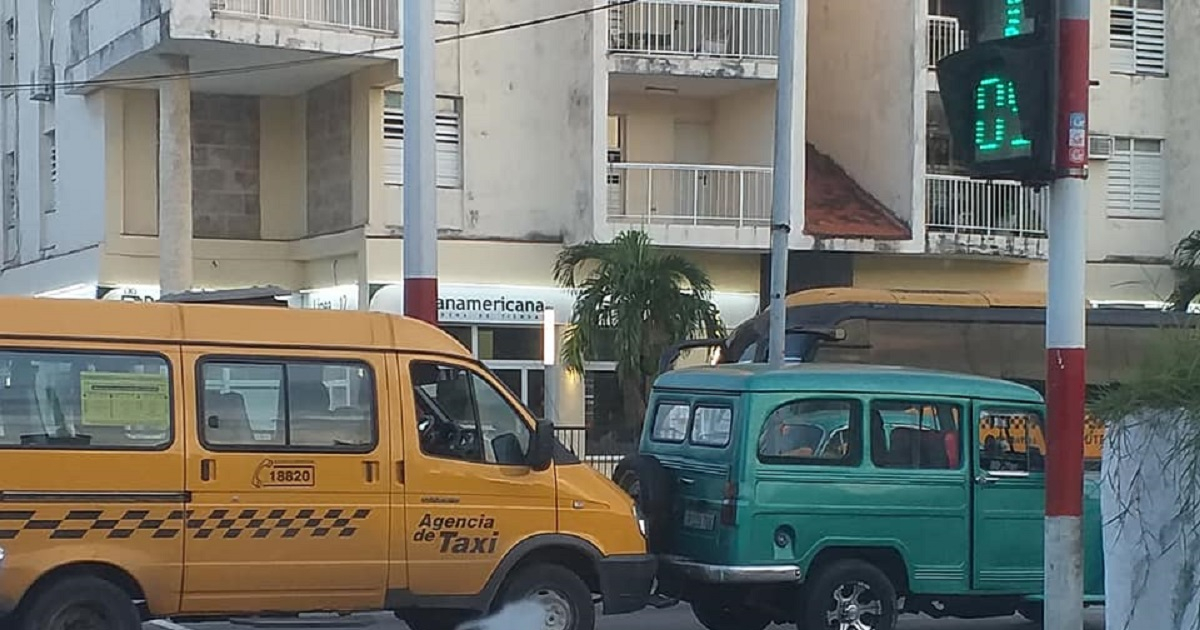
[756,397,864,467]
[0,347,176,452]
[649,399,692,445]
[867,398,965,471]
[382,92,464,189]
[195,355,379,455]
[1105,136,1164,220]
[408,358,537,467]
[1108,0,1166,77]
[688,402,734,449]
[975,404,1047,478]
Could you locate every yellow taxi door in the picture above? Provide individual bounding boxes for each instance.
[180,349,391,613]
[398,356,556,597]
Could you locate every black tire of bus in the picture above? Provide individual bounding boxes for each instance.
[802,560,898,630]
[689,598,771,630]
[495,563,595,630]
[623,455,675,553]
[17,575,141,630]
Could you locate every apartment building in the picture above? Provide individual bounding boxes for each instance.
[0,0,1195,440]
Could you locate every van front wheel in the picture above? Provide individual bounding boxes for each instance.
[802,560,898,630]
[496,564,596,630]
[17,575,141,630]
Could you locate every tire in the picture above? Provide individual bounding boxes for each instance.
[402,610,473,630]
[1017,601,1044,623]
[690,598,771,630]
[802,560,898,630]
[612,459,641,499]
[495,563,595,630]
[17,575,140,630]
[620,455,675,552]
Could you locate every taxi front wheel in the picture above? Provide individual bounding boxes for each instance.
[18,575,141,630]
[496,564,596,630]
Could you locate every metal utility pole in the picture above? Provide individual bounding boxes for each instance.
[767,0,796,370]
[1045,0,1089,628]
[402,0,439,324]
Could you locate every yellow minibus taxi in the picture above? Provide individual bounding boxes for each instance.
[0,297,652,630]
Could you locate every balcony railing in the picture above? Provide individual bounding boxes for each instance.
[608,163,772,228]
[211,0,399,35]
[926,174,1049,238]
[609,0,780,60]
[928,15,968,67]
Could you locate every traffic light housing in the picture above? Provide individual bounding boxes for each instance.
[936,0,1057,184]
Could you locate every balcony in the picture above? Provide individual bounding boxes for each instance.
[925,174,1049,259]
[608,0,779,79]
[607,163,772,228]
[927,15,968,68]
[211,0,399,35]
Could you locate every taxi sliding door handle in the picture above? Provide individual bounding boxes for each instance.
[200,459,217,482]
[363,460,380,483]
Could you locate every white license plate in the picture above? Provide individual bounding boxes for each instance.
[683,509,715,531]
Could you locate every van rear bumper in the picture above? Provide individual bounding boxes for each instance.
[597,553,657,615]
[659,555,803,584]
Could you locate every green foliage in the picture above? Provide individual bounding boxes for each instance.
[1093,325,1200,425]
[1168,230,1200,312]
[553,230,724,427]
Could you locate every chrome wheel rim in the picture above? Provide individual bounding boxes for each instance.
[824,580,883,630]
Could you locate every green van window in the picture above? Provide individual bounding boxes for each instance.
[651,402,690,443]
[757,399,862,466]
[869,400,963,470]
[978,408,1046,473]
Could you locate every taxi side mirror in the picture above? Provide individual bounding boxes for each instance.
[528,420,555,472]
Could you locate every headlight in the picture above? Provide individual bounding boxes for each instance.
[633,503,647,538]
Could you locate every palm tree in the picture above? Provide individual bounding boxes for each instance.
[553,230,724,437]
[1168,230,1200,312]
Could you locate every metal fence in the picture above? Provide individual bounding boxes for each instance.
[607,163,772,228]
[608,0,780,59]
[926,174,1049,238]
[927,15,968,68]
[211,0,399,34]
[554,427,627,480]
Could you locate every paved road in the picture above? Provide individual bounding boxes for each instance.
[144,604,1106,629]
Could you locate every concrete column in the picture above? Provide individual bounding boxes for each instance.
[157,54,194,295]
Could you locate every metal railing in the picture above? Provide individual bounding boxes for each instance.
[927,15,968,67]
[608,0,780,59]
[554,427,627,480]
[608,162,772,228]
[210,0,399,35]
[926,174,1049,238]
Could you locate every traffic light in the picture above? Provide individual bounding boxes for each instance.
[936,0,1057,184]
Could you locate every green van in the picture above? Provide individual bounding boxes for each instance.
[615,363,1103,630]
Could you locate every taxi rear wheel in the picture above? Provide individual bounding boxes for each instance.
[17,575,141,630]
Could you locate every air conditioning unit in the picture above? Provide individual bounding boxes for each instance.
[29,63,54,102]
[1088,133,1114,160]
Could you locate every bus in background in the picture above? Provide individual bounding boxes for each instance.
[661,288,1197,469]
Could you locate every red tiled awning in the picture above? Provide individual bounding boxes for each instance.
[804,143,911,240]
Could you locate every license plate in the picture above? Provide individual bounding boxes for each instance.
[683,509,715,531]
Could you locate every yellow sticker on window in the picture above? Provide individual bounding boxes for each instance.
[80,372,170,428]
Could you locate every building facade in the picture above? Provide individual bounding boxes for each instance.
[0,0,1196,449]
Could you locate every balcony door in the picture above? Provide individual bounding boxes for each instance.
[674,122,712,222]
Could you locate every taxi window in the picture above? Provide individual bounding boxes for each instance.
[978,408,1046,473]
[0,349,171,449]
[758,399,862,466]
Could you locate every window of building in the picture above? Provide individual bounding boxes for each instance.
[3,150,17,263]
[978,408,1046,473]
[869,400,962,470]
[382,92,463,188]
[0,350,171,449]
[198,359,376,452]
[650,402,689,443]
[410,361,531,466]
[758,399,862,466]
[1110,0,1166,76]
[1106,137,1164,219]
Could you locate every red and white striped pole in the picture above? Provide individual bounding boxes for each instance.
[402,0,439,324]
[1045,0,1089,627]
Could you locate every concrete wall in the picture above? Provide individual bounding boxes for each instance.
[1163,0,1200,244]
[806,0,922,225]
[191,94,261,240]
[306,78,353,236]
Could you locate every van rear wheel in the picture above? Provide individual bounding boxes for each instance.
[802,560,898,630]
[17,575,141,630]
[690,598,770,630]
